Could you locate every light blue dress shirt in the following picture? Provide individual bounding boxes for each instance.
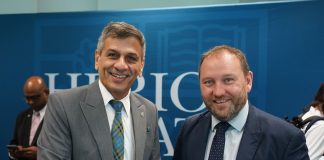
[204,101,249,160]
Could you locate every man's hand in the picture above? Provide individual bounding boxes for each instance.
[10,146,37,160]
[19,146,37,160]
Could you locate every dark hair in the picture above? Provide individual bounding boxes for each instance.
[287,83,324,126]
[96,22,146,60]
[310,83,324,112]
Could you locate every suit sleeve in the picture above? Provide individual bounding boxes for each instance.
[10,113,22,145]
[8,113,22,160]
[37,94,72,159]
[285,130,310,160]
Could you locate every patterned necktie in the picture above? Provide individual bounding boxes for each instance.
[29,111,41,145]
[208,122,230,160]
[110,100,124,160]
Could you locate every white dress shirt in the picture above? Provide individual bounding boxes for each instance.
[301,106,324,160]
[98,80,135,160]
[204,100,249,160]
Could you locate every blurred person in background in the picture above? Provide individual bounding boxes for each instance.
[301,83,324,160]
[8,76,49,160]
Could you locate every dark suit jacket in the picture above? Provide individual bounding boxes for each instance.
[38,80,160,160]
[10,107,43,160]
[173,104,310,160]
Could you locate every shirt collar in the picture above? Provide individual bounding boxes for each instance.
[302,106,324,120]
[211,100,249,132]
[33,105,47,119]
[98,79,131,117]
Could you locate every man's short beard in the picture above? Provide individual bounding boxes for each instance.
[207,95,247,121]
[216,103,243,121]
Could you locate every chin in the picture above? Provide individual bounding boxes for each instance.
[211,108,232,121]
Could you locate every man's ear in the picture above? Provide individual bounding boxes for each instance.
[246,71,253,93]
[44,88,50,95]
[139,60,145,77]
[95,50,100,70]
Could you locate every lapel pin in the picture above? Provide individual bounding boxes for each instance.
[140,111,144,117]
[146,127,151,133]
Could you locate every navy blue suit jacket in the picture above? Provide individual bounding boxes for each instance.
[173,105,309,160]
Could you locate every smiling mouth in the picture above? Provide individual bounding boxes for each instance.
[110,72,129,79]
[213,99,228,104]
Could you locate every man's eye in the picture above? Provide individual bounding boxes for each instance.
[107,52,118,58]
[127,56,139,63]
[224,78,234,84]
[25,95,41,101]
[203,80,213,86]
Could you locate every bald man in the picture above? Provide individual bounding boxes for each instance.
[9,76,49,160]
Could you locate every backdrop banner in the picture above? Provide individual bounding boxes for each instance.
[1,0,324,159]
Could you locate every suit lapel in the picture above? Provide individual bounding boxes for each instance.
[236,105,263,160]
[23,109,33,147]
[80,81,113,160]
[130,93,146,160]
[193,112,211,159]
[31,120,43,146]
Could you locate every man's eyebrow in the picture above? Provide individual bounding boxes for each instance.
[105,49,118,53]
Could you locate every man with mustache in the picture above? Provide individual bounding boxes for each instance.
[173,45,309,160]
[38,22,160,160]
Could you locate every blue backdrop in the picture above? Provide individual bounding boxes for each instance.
[1,0,324,159]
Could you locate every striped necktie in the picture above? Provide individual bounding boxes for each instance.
[110,100,124,160]
[208,122,230,160]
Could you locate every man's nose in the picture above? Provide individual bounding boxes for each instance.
[114,57,128,70]
[212,83,225,97]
